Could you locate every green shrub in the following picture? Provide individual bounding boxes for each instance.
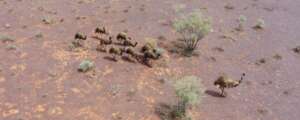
[174,76,204,105]
[173,12,211,55]
[236,15,247,31]
[78,60,94,72]
[172,76,205,119]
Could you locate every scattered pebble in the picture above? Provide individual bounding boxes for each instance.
[224,4,234,10]
[35,32,43,38]
[283,90,290,95]
[257,108,268,115]
[157,35,166,41]
[292,46,300,54]
[273,54,282,60]
[42,17,54,24]
[213,47,225,52]
[255,58,266,65]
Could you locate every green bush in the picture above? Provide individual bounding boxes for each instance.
[173,12,211,55]
[78,60,94,72]
[174,76,204,105]
[172,76,205,119]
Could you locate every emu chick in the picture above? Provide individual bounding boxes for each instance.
[75,32,87,40]
[109,46,123,61]
[95,27,108,35]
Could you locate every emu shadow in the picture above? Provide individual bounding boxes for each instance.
[205,90,224,98]
[103,56,117,62]
[113,42,123,46]
[121,56,136,63]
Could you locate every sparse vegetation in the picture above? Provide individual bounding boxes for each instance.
[0,34,15,43]
[78,60,94,72]
[6,44,17,50]
[236,15,247,31]
[173,11,211,56]
[172,76,205,119]
[253,19,265,30]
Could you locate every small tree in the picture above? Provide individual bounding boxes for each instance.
[172,76,205,119]
[173,12,211,56]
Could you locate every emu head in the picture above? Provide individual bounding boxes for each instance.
[108,36,113,44]
[239,73,246,83]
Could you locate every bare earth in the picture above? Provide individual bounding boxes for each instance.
[0,0,300,120]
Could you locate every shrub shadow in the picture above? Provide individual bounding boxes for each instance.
[155,103,173,120]
[205,90,224,98]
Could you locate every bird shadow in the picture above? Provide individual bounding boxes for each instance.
[121,56,136,63]
[205,90,224,98]
[103,56,117,62]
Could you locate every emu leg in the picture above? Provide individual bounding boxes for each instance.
[220,87,225,97]
[144,58,152,68]
[112,54,117,61]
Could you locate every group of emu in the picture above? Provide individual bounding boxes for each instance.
[74,27,162,67]
[73,27,246,97]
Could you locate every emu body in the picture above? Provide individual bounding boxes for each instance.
[123,47,139,61]
[95,36,113,52]
[75,32,87,40]
[116,32,128,41]
[109,46,123,61]
[95,27,108,35]
[123,40,138,47]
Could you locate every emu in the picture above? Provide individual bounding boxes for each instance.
[96,36,113,52]
[142,50,160,67]
[109,46,124,61]
[214,73,246,97]
[123,39,138,47]
[117,32,131,41]
[75,32,87,40]
[95,27,108,35]
[141,43,154,53]
[122,47,140,62]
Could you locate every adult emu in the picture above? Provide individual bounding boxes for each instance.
[214,73,246,97]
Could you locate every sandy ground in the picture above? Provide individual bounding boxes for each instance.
[0,0,300,120]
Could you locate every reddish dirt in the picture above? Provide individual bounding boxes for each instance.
[0,0,300,120]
